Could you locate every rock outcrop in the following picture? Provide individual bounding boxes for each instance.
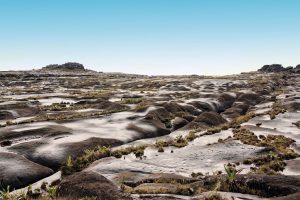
[0,152,54,190]
[258,64,286,73]
[182,111,227,129]
[258,64,300,73]
[57,171,132,200]
[43,62,85,71]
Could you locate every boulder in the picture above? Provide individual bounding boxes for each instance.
[182,112,227,130]
[193,112,227,126]
[283,101,300,112]
[171,117,189,131]
[57,171,131,200]
[217,93,236,109]
[127,119,171,139]
[145,107,172,123]
[222,102,249,118]
[236,93,262,106]
[162,102,201,116]
[188,101,216,112]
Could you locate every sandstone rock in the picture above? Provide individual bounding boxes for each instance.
[222,102,249,118]
[0,110,15,120]
[258,64,286,73]
[193,112,227,126]
[126,119,171,139]
[162,102,201,116]
[57,171,131,200]
[236,93,262,106]
[0,125,72,142]
[182,111,227,130]
[0,152,54,190]
[171,117,189,131]
[217,93,236,109]
[43,62,85,71]
[203,174,300,199]
[188,101,216,112]
[283,101,300,111]
[9,137,123,170]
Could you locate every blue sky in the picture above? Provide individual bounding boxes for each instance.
[0,0,299,75]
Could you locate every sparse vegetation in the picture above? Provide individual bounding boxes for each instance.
[234,128,299,174]
[119,98,143,104]
[268,100,287,119]
[61,146,112,175]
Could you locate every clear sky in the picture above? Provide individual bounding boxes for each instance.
[0,0,299,75]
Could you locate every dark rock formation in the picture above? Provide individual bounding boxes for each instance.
[257,64,300,73]
[0,110,15,120]
[0,152,54,190]
[57,171,132,200]
[125,173,196,187]
[183,111,227,129]
[258,64,286,73]
[0,125,72,142]
[161,85,191,91]
[9,137,123,170]
[193,111,227,126]
[222,102,249,118]
[75,98,128,111]
[188,101,217,112]
[126,107,172,138]
[43,62,85,71]
[171,117,189,131]
[283,101,300,112]
[295,65,300,73]
[162,102,201,116]
[217,93,236,110]
[0,101,39,119]
[202,174,300,199]
[236,93,262,106]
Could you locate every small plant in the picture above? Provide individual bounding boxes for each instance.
[185,131,197,141]
[96,146,111,155]
[61,155,74,175]
[158,146,164,152]
[119,98,143,104]
[0,186,11,199]
[47,186,57,199]
[224,164,243,183]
